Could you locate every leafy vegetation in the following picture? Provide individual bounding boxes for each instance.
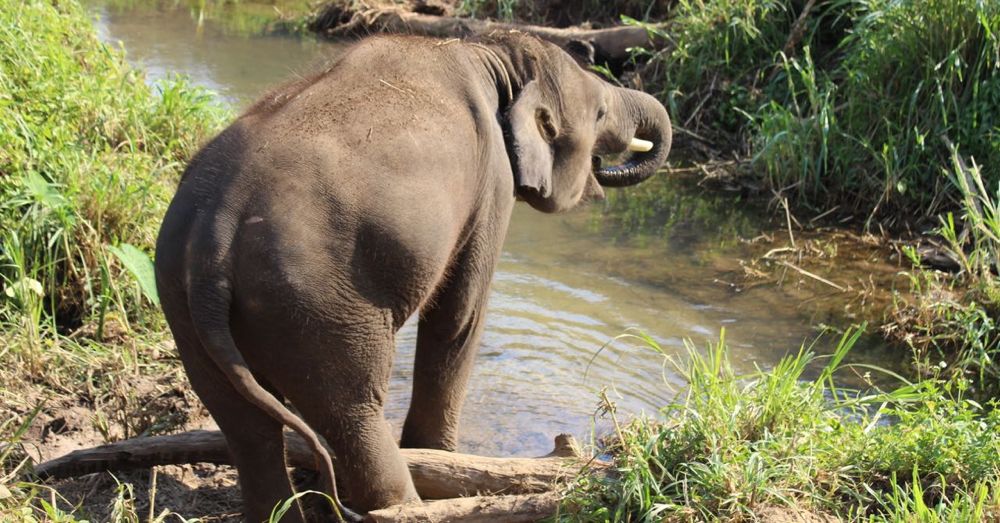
[0,0,222,333]
[1,0,222,518]
[884,151,1000,399]
[560,329,1000,521]
[643,0,1000,224]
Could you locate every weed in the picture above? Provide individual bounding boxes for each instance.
[648,0,1000,223]
[0,0,220,519]
[560,328,1000,521]
[0,0,223,334]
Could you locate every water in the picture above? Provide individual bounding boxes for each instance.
[88,2,896,456]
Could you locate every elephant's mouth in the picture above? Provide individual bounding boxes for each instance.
[583,157,606,202]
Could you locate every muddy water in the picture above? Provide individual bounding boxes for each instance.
[89,3,895,456]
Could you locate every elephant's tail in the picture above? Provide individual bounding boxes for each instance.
[186,270,360,522]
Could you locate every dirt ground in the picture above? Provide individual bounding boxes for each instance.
[21,369,246,521]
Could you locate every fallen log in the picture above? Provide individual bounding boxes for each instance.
[313,6,666,67]
[365,492,560,523]
[34,430,609,499]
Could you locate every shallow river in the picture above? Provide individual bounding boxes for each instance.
[89,3,896,455]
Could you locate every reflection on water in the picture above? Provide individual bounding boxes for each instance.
[90,3,342,106]
[88,2,896,456]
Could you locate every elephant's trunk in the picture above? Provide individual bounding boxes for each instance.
[594,90,672,187]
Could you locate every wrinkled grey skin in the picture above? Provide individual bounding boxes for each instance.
[155,33,671,521]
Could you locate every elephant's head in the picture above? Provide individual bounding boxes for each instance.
[493,34,673,213]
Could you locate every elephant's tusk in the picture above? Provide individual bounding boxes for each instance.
[628,138,653,152]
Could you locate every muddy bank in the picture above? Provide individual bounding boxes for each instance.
[12,365,239,521]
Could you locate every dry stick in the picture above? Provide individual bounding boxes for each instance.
[763,247,796,259]
[34,430,608,501]
[782,0,818,56]
[781,196,797,249]
[809,205,841,226]
[778,261,847,292]
[378,79,409,94]
[765,0,818,84]
[148,468,158,522]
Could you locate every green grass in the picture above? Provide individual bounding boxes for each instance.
[647,0,999,224]
[559,328,1000,521]
[0,0,224,336]
[0,0,223,519]
[884,151,1000,400]
[655,0,800,136]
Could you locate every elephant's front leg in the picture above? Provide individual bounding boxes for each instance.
[401,230,506,451]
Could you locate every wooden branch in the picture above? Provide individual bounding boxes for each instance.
[365,492,560,522]
[315,7,665,66]
[781,0,818,56]
[34,431,608,500]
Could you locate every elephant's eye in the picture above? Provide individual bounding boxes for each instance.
[597,107,607,122]
[536,109,558,140]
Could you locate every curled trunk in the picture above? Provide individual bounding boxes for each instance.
[594,89,672,187]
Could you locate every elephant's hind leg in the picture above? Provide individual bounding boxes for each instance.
[172,330,303,523]
[279,322,419,514]
[400,218,510,451]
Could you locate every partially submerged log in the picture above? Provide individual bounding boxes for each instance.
[34,430,609,500]
[313,6,666,67]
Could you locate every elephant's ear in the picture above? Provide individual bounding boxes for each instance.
[564,40,595,66]
[508,80,555,198]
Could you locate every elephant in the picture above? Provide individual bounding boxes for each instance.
[154,31,671,521]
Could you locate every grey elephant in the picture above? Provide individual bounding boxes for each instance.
[155,32,671,521]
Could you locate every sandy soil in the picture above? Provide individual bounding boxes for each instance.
[23,372,246,521]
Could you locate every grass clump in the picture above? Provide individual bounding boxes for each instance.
[884,150,1000,399]
[657,0,804,138]
[762,0,999,220]
[561,329,1000,521]
[0,0,223,335]
[647,0,999,223]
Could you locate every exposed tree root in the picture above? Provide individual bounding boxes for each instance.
[34,430,609,501]
[365,491,561,522]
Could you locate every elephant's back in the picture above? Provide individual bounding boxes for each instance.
[246,36,480,153]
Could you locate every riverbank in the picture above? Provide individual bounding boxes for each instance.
[3,0,999,521]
